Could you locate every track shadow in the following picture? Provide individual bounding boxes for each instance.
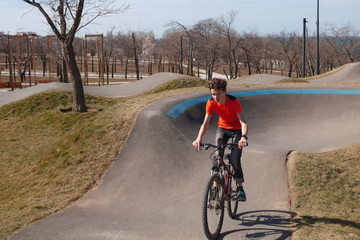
[219,210,292,240]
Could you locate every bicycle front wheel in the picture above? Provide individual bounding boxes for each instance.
[227,174,238,219]
[202,173,224,240]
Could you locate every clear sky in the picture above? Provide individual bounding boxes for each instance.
[1,0,359,38]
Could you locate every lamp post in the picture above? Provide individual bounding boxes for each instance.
[316,0,320,75]
[302,18,307,78]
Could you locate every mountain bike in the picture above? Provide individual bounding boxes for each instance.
[199,140,244,240]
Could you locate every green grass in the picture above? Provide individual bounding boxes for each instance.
[288,146,360,239]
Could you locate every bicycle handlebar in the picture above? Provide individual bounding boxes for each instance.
[199,143,247,151]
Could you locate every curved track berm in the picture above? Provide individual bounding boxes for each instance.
[10,67,360,239]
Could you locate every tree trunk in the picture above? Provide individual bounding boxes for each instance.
[125,58,128,79]
[288,64,293,77]
[64,44,87,112]
[61,58,68,83]
[247,60,252,75]
[158,55,162,73]
[111,61,114,79]
[228,52,233,79]
[105,60,109,84]
[42,58,46,77]
[132,33,140,80]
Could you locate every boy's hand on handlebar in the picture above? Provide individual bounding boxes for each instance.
[238,138,248,149]
[192,140,201,151]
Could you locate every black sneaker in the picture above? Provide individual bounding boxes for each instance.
[237,186,246,202]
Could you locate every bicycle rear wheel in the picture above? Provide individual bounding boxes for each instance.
[202,173,224,240]
[227,174,238,219]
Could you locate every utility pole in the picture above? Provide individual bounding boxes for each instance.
[302,18,307,78]
[316,0,320,75]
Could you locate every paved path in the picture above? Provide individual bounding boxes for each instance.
[310,62,360,83]
[8,66,360,239]
[229,74,289,85]
[0,72,183,107]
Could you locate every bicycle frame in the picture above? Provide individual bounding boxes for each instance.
[209,147,236,199]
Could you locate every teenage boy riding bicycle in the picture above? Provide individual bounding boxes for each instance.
[192,78,248,201]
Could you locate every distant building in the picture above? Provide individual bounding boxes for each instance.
[15,32,39,38]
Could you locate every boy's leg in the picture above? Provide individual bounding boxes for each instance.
[230,131,244,184]
[215,128,230,158]
[216,128,246,201]
[230,131,247,201]
[231,148,244,184]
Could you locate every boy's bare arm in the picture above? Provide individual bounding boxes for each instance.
[193,114,211,150]
[237,113,248,148]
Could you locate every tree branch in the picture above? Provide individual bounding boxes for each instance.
[66,0,84,43]
[22,0,64,41]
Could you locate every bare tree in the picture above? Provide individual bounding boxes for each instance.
[139,32,155,76]
[159,29,183,74]
[129,31,155,78]
[104,29,116,84]
[0,37,9,69]
[113,32,133,79]
[240,30,262,75]
[304,32,316,76]
[274,31,301,77]
[193,18,222,79]
[324,23,360,65]
[22,0,128,112]
[261,35,275,74]
[219,10,241,79]
[167,21,197,76]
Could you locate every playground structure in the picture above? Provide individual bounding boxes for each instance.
[3,34,54,90]
[1,34,107,90]
[1,32,203,91]
[6,35,35,91]
[82,34,105,86]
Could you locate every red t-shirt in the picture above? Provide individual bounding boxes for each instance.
[206,95,243,129]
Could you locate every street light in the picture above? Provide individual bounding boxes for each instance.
[316,0,320,75]
[302,18,307,78]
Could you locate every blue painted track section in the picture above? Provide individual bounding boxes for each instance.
[167,89,360,119]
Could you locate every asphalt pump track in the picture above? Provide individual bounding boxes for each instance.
[9,65,360,239]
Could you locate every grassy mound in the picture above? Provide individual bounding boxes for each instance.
[150,77,208,93]
[0,91,124,239]
[277,78,310,84]
[288,145,360,239]
[0,77,207,239]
